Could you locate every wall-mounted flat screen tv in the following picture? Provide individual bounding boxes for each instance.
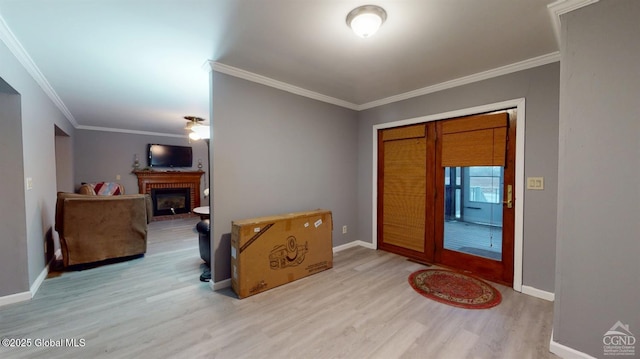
[147,144,193,168]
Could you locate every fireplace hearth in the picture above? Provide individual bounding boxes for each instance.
[151,188,191,216]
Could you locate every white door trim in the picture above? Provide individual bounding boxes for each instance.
[371,98,525,291]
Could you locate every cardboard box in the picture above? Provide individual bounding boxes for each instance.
[231,209,333,299]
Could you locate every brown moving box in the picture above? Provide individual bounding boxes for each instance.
[231,209,333,299]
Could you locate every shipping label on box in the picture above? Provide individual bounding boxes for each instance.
[231,210,333,299]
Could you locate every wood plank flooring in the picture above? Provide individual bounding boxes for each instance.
[0,218,557,358]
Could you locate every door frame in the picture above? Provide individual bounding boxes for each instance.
[371,98,526,292]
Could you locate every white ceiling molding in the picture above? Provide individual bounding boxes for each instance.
[209,61,360,111]
[76,125,187,138]
[210,52,559,112]
[547,0,599,46]
[357,52,561,111]
[0,14,78,127]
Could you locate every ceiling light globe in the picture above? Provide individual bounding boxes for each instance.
[350,13,382,38]
[189,131,201,141]
[346,5,387,38]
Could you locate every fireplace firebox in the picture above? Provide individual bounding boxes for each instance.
[132,170,204,220]
[151,188,191,216]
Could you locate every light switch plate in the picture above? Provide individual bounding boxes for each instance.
[527,177,544,190]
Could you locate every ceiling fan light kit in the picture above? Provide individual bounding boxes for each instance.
[184,116,210,140]
[346,4,387,38]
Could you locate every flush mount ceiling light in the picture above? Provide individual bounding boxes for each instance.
[346,4,387,38]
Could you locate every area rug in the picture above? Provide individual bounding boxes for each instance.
[408,269,501,309]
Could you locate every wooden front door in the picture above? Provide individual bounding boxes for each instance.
[377,111,516,285]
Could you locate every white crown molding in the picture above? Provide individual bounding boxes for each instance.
[77,125,187,138]
[210,52,560,112]
[548,0,599,46]
[358,52,560,110]
[201,59,213,73]
[0,14,78,127]
[209,61,360,111]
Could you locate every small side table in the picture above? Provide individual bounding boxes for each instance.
[193,206,210,220]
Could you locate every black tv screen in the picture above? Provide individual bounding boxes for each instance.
[148,144,193,168]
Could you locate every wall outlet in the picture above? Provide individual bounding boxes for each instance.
[116,174,121,180]
[26,177,33,190]
[342,225,348,234]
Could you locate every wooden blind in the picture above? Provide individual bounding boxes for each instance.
[382,123,426,142]
[441,113,508,167]
[380,124,427,253]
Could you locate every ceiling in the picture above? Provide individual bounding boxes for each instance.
[0,0,558,135]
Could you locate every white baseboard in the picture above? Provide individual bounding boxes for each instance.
[211,278,231,291]
[521,285,555,301]
[29,263,50,298]
[0,291,31,307]
[1,250,58,307]
[333,240,375,253]
[549,329,597,359]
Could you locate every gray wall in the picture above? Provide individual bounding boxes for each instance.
[0,87,28,297]
[0,37,75,295]
[211,72,359,282]
[553,0,640,356]
[55,126,74,193]
[357,63,560,292]
[74,129,209,200]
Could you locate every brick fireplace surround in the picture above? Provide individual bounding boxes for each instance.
[133,170,204,221]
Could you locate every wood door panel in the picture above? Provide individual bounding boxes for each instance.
[435,111,516,285]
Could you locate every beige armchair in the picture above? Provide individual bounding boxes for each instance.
[55,192,152,267]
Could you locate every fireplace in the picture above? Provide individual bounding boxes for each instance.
[151,188,191,216]
[133,171,204,220]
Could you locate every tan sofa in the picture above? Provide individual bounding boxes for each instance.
[55,192,153,267]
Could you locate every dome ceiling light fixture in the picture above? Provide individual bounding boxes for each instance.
[346,4,387,38]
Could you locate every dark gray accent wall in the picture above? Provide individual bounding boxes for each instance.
[74,130,209,199]
[0,88,28,297]
[553,0,640,356]
[357,63,560,292]
[211,72,359,282]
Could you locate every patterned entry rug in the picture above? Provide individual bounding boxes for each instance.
[408,269,502,309]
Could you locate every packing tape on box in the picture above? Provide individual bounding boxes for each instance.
[240,223,274,253]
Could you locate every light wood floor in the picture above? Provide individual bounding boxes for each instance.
[0,218,557,358]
